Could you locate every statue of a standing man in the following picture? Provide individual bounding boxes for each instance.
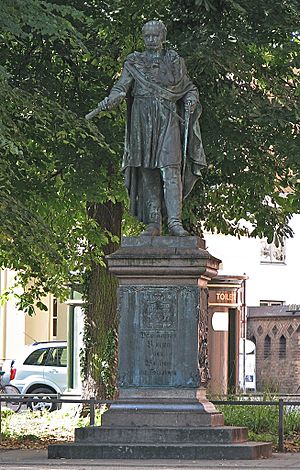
[95,20,206,236]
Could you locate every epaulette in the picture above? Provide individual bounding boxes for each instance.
[125,51,142,63]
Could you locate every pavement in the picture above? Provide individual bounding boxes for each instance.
[0,449,300,470]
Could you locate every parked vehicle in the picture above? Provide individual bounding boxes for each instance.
[2,341,67,411]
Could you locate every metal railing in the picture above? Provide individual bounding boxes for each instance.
[211,398,287,452]
[0,394,299,452]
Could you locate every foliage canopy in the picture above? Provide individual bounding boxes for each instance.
[0,0,299,312]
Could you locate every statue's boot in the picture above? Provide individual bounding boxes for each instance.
[163,167,189,237]
[169,222,189,237]
[140,222,161,236]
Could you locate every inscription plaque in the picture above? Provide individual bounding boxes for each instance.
[140,288,177,385]
[118,285,201,388]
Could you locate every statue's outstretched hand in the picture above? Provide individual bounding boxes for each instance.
[98,92,126,111]
[98,97,111,111]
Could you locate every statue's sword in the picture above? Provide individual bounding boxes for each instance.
[85,105,103,121]
[182,102,191,185]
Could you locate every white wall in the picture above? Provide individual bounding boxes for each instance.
[0,270,26,364]
[205,214,300,307]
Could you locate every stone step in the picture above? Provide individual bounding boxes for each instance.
[75,425,248,444]
[48,441,272,460]
[101,409,224,427]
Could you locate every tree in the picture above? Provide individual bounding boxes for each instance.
[0,1,113,307]
[167,0,299,241]
[0,1,124,398]
[0,0,299,397]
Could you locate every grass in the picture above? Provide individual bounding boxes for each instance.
[0,404,103,447]
[217,402,300,449]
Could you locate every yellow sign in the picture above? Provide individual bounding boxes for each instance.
[209,290,238,306]
[215,292,236,302]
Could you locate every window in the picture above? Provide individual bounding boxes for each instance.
[52,298,58,338]
[58,347,67,367]
[264,335,271,359]
[260,300,285,307]
[45,347,67,367]
[279,335,286,359]
[260,238,286,264]
[24,348,49,366]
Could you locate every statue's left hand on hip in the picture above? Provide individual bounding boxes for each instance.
[185,98,197,114]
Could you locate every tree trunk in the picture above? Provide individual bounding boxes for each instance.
[82,200,123,399]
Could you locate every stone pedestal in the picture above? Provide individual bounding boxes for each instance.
[105,236,223,426]
[48,237,272,460]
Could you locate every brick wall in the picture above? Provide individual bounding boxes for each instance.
[248,316,300,393]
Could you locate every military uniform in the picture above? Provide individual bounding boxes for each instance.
[107,49,206,233]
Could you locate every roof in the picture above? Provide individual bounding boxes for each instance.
[248,305,300,318]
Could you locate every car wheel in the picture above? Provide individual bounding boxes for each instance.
[28,387,59,412]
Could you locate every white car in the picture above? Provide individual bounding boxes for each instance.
[2,341,67,411]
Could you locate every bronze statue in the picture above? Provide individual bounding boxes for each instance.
[87,20,206,236]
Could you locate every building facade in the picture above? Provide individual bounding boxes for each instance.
[247,306,300,393]
[204,215,300,307]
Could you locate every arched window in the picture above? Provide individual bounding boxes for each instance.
[264,335,271,359]
[250,335,256,346]
[279,335,286,359]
